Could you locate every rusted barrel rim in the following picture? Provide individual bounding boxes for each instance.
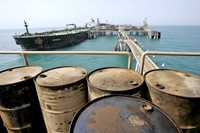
[144,69,200,99]
[35,66,87,88]
[0,103,31,111]
[6,124,31,131]
[70,94,182,133]
[0,65,42,87]
[87,67,144,93]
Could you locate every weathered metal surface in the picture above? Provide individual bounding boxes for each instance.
[36,66,87,87]
[0,116,7,133]
[87,67,146,101]
[145,69,200,132]
[182,128,200,133]
[0,66,46,133]
[35,66,88,133]
[70,95,181,133]
[0,66,42,86]
[0,104,32,133]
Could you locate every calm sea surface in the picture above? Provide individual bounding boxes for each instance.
[0,26,199,74]
[135,26,200,74]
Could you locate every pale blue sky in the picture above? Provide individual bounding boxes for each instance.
[0,0,199,29]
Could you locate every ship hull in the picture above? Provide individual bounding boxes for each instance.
[14,32,88,50]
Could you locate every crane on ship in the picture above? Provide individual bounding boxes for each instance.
[66,24,77,29]
[85,18,96,28]
[24,20,30,35]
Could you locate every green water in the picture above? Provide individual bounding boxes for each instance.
[0,36,128,71]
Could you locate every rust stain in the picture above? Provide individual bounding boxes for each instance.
[127,105,140,113]
[87,105,135,133]
[128,115,145,127]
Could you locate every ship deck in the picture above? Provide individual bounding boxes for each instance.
[14,29,89,38]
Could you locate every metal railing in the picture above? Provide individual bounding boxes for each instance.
[140,51,200,75]
[0,51,133,69]
[1,50,199,75]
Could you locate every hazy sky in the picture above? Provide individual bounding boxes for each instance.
[0,0,199,29]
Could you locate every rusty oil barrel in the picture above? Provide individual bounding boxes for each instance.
[0,66,46,133]
[70,95,182,133]
[145,69,200,133]
[35,66,88,133]
[87,67,146,101]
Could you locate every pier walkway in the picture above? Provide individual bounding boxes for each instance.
[118,31,159,74]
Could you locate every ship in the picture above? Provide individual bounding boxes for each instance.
[13,21,89,50]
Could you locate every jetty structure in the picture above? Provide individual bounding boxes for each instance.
[88,18,161,39]
[115,31,158,73]
[13,19,160,50]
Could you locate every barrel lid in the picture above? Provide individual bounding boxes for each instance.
[70,95,180,133]
[0,66,42,86]
[88,68,144,92]
[36,66,87,87]
[145,69,200,98]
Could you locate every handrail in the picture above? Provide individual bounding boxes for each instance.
[0,51,132,69]
[0,51,130,55]
[140,51,200,75]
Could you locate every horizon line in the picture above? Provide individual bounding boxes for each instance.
[0,24,200,30]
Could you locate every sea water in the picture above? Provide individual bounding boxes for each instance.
[0,28,128,71]
[135,26,200,74]
[0,26,199,74]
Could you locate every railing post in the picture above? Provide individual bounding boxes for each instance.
[127,53,132,69]
[21,53,29,66]
[135,61,140,73]
[140,52,146,75]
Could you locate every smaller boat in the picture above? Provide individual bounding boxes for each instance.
[13,21,89,50]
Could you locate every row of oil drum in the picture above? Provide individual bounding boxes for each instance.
[0,66,199,133]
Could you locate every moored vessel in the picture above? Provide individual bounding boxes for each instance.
[13,21,89,50]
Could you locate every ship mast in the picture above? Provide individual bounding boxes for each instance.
[24,20,29,34]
